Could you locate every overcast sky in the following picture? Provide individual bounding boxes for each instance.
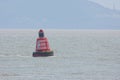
[89,0,120,10]
[0,0,120,29]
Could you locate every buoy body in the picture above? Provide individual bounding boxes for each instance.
[36,37,50,52]
[33,29,54,57]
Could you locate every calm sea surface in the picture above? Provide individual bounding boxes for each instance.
[0,29,120,80]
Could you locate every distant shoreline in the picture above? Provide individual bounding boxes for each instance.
[0,29,120,31]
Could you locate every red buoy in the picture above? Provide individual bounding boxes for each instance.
[36,37,50,51]
[33,29,54,57]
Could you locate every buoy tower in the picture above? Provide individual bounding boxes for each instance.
[33,29,54,57]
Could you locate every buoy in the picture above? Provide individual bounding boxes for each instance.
[33,29,54,57]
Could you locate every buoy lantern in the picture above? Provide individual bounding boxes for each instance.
[33,29,54,57]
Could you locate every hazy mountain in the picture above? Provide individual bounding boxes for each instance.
[0,0,120,29]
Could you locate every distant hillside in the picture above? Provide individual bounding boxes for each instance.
[0,0,120,29]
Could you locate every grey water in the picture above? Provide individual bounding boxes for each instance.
[0,29,120,80]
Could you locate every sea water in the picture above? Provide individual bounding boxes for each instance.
[0,29,120,80]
